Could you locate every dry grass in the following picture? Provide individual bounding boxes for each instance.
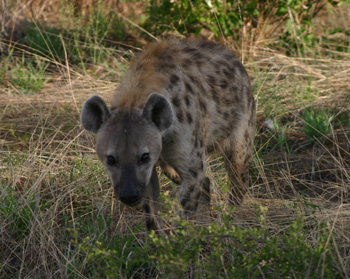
[1,1,350,278]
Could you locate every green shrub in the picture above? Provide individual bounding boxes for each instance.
[144,0,253,39]
[301,107,334,143]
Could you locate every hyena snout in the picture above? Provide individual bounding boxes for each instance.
[116,166,146,206]
[119,184,141,206]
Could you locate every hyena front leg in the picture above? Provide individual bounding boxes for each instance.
[177,157,211,222]
[142,167,162,231]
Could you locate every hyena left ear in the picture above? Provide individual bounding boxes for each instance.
[81,95,111,134]
[142,93,174,131]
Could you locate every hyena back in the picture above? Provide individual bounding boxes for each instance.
[81,38,256,230]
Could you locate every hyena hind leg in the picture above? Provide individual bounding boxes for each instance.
[142,167,163,231]
[223,147,250,205]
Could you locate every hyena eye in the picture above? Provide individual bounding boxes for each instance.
[106,155,118,166]
[139,153,150,164]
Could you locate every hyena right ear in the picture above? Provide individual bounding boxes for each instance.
[142,93,173,131]
[81,95,110,134]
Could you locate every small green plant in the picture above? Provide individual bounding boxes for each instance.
[267,118,291,152]
[0,185,37,240]
[301,107,334,143]
[23,25,65,62]
[10,56,50,93]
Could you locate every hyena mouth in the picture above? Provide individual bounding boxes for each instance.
[119,196,142,207]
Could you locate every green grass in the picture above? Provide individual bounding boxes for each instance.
[1,1,350,278]
[10,56,50,93]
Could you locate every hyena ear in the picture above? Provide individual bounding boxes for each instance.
[81,95,110,134]
[142,93,174,131]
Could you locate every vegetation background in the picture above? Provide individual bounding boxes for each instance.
[1,0,350,278]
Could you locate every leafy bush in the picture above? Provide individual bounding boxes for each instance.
[144,0,255,39]
[78,208,339,278]
[145,0,332,56]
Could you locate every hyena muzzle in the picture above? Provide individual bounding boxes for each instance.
[81,38,256,230]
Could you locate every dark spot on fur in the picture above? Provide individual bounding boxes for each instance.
[171,95,180,108]
[216,106,222,115]
[199,41,217,49]
[196,60,204,68]
[189,168,198,178]
[184,47,204,60]
[208,75,216,86]
[223,68,231,77]
[185,82,194,94]
[231,108,239,117]
[219,60,231,69]
[243,154,250,167]
[184,47,197,54]
[244,130,250,142]
[233,93,240,103]
[231,85,240,96]
[199,138,204,148]
[224,112,229,118]
[170,74,179,84]
[158,61,176,72]
[194,136,198,148]
[199,100,207,113]
[220,79,228,89]
[185,95,191,107]
[210,89,219,103]
[182,58,192,69]
[176,110,184,122]
[186,112,193,124]
[223,96,233,105]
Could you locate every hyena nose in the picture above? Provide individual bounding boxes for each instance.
[119,186,139,205]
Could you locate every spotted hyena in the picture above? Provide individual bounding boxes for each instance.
[81,38,256,230]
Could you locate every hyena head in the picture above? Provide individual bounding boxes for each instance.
[81,94,173,206]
